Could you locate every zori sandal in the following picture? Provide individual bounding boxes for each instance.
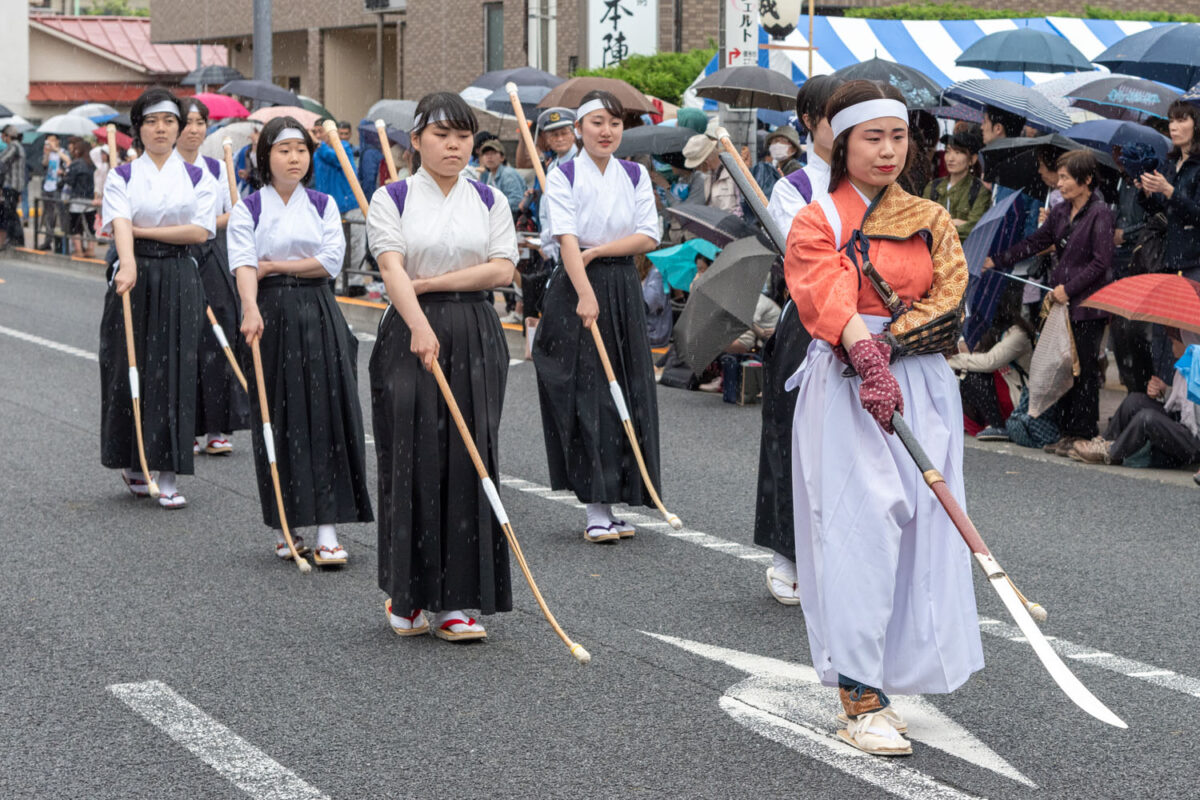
[385,599,429,637]
[610,519,636,539]
[274,536,310,560]
[584,524,620,543]
[431,613,487,642]
[312,543,348,567]
[121,472,153,498]
[157,492,186,510]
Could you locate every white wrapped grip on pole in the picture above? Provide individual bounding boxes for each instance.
[608,381,630,422]
[128,367,139,400]
[480,477,510,526]
[211,323,230,349]
[262,423,276,464]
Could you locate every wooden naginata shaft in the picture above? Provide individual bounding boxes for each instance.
[505,82,549,192]
[890,411,1125,728]
[431,360,591,664]
[108,123,159,498]
[325,121,589,661]
[715,127,770,209]
[250,341,310,573]
[375,120,400,184]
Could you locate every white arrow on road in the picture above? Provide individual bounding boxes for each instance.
[644,632,1035,798]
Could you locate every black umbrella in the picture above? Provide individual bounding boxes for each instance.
[665,204,758,248]
[182,65,244,88]
[1066,76,1180,121]
[832,58,941,109]
[614,125,694,158]
[981,133,1118,199]
[1094,24,1200,91]
[694,66,798,111]
[218,79,299,107]
[673,237,778,373]
[469,66,564,91]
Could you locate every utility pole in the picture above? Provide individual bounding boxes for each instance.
[253,0,272,85]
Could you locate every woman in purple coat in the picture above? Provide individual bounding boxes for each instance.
[985,150,1113,455]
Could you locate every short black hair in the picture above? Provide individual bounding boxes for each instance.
[337,120,352,130]
[181,96,210,124]
[412,92,478,137]
[1167,100,1200,159]
[255,116,316,187]
[130,87,183,150]
[794,75,842,133]
[983,105,1025,139]
[576,89,625,122]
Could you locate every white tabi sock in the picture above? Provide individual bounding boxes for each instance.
[772,553,798,583]
[585,503,614,530]
[316,524,338,549]
[157,470,177,496]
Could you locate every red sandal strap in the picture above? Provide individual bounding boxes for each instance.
[440,617,475,630]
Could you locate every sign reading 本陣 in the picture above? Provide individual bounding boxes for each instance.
[587,0,659,68]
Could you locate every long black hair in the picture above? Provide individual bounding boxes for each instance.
[129,87,183,151]
[1166,100,1200,160]
[826,80,911,193]
[410,91,478,172]
[795,75,842,134]
[575,89,625,121]
[255,116,316,186]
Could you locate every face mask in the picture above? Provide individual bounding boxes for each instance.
[768,142,793,162]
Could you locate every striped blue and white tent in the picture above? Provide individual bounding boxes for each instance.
[688,16,1167,109]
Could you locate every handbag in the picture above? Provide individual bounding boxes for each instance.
[1130,211,1167,276]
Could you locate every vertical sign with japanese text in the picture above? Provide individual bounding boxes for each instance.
[724,0,758,66]
[587,0,659,68]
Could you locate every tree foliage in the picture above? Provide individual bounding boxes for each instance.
[844,3,1199,21]
[85,0,150,17]
[574,48,717,106]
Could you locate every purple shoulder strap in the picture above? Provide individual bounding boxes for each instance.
[114,162,132,182]
[467,179,496,210]
[787,169,813,204]
[385,179,409,216]
[243,191,263,229]
[304,188,331,218]
[618,159,642,187]
[560,160,576,187]
[182,161,204,188]
[201,155,222,181]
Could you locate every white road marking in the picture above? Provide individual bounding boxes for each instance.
[108,680,329,800]
[646,632,1032,795]
[501,472,1200,706]
[354,331,377,342]
[0,324,97,362]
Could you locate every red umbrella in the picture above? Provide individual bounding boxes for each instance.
[1080,274,1200,334]
[191,92,250,121]
[92,127,132,149]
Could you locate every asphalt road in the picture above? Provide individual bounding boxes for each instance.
[1,256,1197,800]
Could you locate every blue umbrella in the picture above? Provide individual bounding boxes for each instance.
[955,28,1094,74]
[962,191,1036,349]
[357,119,410,152]
[1066,76,1180,121]
[1066,120,1170,162]
[943,79,1072,132]
[647,239,721,292]
[486,85,551,118]
[1095,24,1200,91]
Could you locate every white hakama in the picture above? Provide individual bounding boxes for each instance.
[786,314,984,695]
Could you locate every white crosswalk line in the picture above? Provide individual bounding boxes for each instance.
[108,680,329,800]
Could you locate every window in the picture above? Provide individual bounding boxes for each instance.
[484,3,505,72]
[286,76,301,92]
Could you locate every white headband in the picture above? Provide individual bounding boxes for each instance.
[576,99,610,121]
[143,100,180,117]
[272,127,306,145]
[411,110,452,133]
[830,99,909,139]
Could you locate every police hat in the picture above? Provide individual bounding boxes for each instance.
[537,107,575,134]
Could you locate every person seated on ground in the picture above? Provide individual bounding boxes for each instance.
[1071,338,1200,468]
[923,129,991,240]
[698,289,781,392]
[946,284,1034,441]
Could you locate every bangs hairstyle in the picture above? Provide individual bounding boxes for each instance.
[1167,100,1200,158]
[130,87,183,150]
[794,75,842,133]
[182,96,210,124]
[1056,149,1098,190]
[825,80,911,192]
[255,116,316,186]
[411,92,478,172]
[576,90,625,122]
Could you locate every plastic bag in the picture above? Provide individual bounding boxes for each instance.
[1027,298,1078,418]
[1173,344,1200,405]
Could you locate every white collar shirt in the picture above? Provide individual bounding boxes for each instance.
[101,150,216,237]
[225,185,346,278]
[544,154,660,249]
[767,150,831,236]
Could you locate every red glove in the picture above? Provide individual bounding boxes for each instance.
[847,338,903,434]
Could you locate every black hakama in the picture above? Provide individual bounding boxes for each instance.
[370,291,511,615]
[242,275,373,529]
[752,301,812,559]
[99,240,204,473]
[533,257,662,506]
[191,237,250,436]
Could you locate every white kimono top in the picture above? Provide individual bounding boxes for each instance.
[538,143,578,262]
[226,185,346,278]
[101,150,216,237]
[366,168,518,278]
[181,152,233,240]
[543,154,659,249]
[767,150,831,236]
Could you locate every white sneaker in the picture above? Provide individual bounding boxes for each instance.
[837,711,912,756]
